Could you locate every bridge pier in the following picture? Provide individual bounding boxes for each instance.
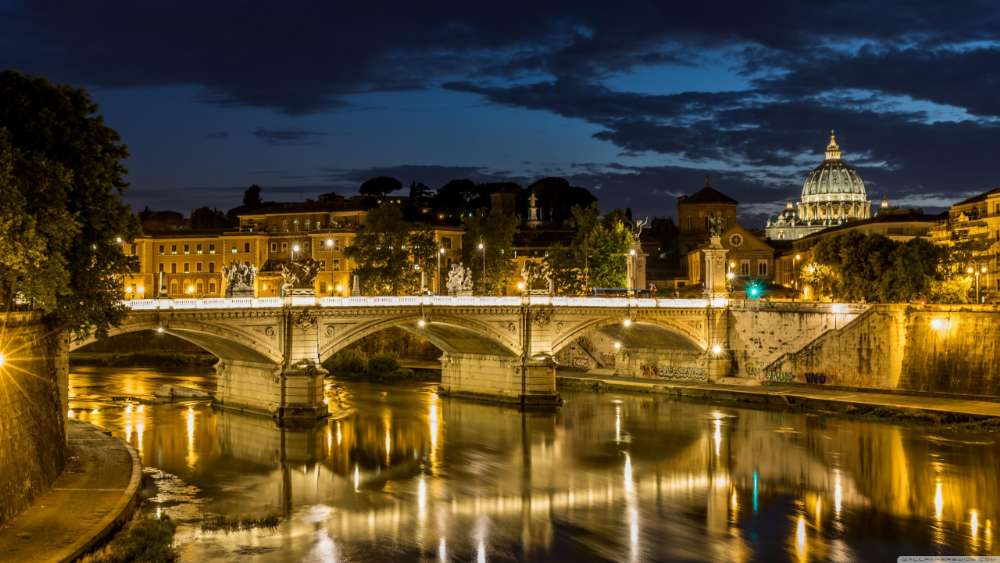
[215,359,328,423]
[439,352,561,408]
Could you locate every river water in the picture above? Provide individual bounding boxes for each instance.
[68,366,1000,562]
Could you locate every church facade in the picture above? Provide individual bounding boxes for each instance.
[766,132,872,240]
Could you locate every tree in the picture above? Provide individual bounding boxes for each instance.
[344,204,437,295]
[408,181,431,201]
[359,176,402,199]
[525,177,597,226]
[543,204,631,294]
[242,184,263,208]
[189,206,231,229]
[812,233,944,302]
[462,210,518,295]
[0,71,139,337]
[433,179,480,219]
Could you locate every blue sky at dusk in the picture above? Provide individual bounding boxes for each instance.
[3,1,1000,224]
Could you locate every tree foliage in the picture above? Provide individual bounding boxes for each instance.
[0,71,139,336]
[811,232,945,302]
[462,209,518,294]
[189,206,230,229]
[543,204,632,295]
[344,204,437,295]
[359,176,402,199]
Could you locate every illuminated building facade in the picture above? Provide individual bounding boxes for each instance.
[122,201,464,298]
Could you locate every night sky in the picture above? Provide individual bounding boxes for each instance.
[4,1,1000,224]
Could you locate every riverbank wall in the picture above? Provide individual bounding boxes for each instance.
[0,313,67,524]
[759,304,1000,395]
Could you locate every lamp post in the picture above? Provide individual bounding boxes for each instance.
[628,248,637,296]
[793,254,801,289]
[437,247,445,295]
[291,243,301,262]
[968,264,988,303]
[478,241,486,295]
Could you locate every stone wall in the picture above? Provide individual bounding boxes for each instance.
[728,302,868,379]
[765,304,1000,395]
[440,352,556,401]
[0,313,67,524]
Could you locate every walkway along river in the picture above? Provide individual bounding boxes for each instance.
[68,365,1000,561]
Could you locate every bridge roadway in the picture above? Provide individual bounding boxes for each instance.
[72,296,733,420]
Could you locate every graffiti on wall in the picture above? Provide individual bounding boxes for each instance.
[640,364,708,382]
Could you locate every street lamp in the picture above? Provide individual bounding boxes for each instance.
[968,265,988,303]
[477,241,486,295]
[437,247,445,295]
[292,243,301,262]
[793,254,801,289]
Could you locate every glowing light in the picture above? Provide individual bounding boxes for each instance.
[325,239,334,248]
[623,452,634,495]
[726,271,735,281]
[326,284,333,292]
[136,285,144,294]
[186,285,194,294]
[335,283,344,294]
[336,422,342,445]
[834,471,843,516]
[934,479,944,520]
[806,264,816,275]
[477,242,484,251]
[115,236,123,244]
[516,281,526,291]
[753,471,759,513]
[930,318,951,331]
[438,538,447,562]
[353,464,360,491]
[156,326,165,334]
[292,244,301,253]
[831,303,847,314]
[629,248,637,256]
[417,319,427,328]
[67,409,74,419]
[613,342,622,351]
[713,418,722,456]
[622,318,632,328]
[418,475,428,515]
[795,514,807,560]
[711,344,722,356]
[971,509,980,538]
[0,353,5,367]
[795,254,801,260]
[125,285,132,294]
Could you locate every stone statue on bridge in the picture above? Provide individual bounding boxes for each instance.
[446,263,474,296]
[281,258,322,295]
[630,216,648,242]
[707,212,726,238]
[223,262,257,297]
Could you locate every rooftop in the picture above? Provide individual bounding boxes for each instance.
[678,180,738,205]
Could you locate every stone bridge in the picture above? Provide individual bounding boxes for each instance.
[72,296,732,419]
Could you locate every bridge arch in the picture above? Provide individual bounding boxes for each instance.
[549,316,706,356]
[319,313,520,361]
[70,314,283,366]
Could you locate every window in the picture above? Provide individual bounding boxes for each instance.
[208,262,215,273]
[270,242,278,252]
[196,244,203,254]
[319,261,326,271]
[740,261,750,276]
[170,263,177,274]
[282,220,289,232]
[333,259,341,271]
[293,219,300,232]
[209,282,216,294]
[183,244,190,254]
[305,219,312,230]
[442,237,452,249]
[244,242,250,252]
[130,243,138,255]
[158,264,164,273]
[171,244,177,255]
[158,245,165,255]
[196,262,203,273]
[184,263,190,273]
[170,281,178,295]
[757,261,768,276]
[196,282,203,294]
[281,242,288,252]
[209,244,216,254]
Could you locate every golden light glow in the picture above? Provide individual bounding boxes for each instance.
[516,281,526,291]
[417,319,427,328]
[711,344,722,355]
[335,283,344,294]
[622,318,632,328]
[186,285,194,294]
[613,341,622,351]
[0,353,5,368]
[934,478,944,520]
[930,318,951,331]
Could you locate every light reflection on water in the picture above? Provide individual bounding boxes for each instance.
[69,366,1000,561]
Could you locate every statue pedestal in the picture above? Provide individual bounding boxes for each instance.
[703,236,729,299]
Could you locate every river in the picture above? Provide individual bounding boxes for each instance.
[68,366,1000,562]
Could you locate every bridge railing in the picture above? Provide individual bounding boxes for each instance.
[121,296,730,310]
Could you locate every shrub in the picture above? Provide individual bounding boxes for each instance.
[323,348,367,378]
[366,354,400,380]
[91,516,177,563]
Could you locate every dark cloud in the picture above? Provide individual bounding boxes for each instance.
[205,130,228,139]
[252,127,326,145]
[5,1,1000,213]
[323,165,523,190]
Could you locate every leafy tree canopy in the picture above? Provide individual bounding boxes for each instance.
[462,210,518,295]
[189,206,231,230]
[242,184,263,208]
[359,176,402,199]
[0,71,139,336]
[526,177,597,226]
[543,204,632,295]
[344,204,437,295]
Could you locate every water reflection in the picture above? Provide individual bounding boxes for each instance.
[68,366,1000,561]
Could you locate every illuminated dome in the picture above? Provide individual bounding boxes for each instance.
[797,131,870,222]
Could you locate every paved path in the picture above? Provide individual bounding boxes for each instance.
[0,420,141,562]
[558,374,1000,420]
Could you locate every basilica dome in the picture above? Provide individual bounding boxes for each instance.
[796,131,870,223]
